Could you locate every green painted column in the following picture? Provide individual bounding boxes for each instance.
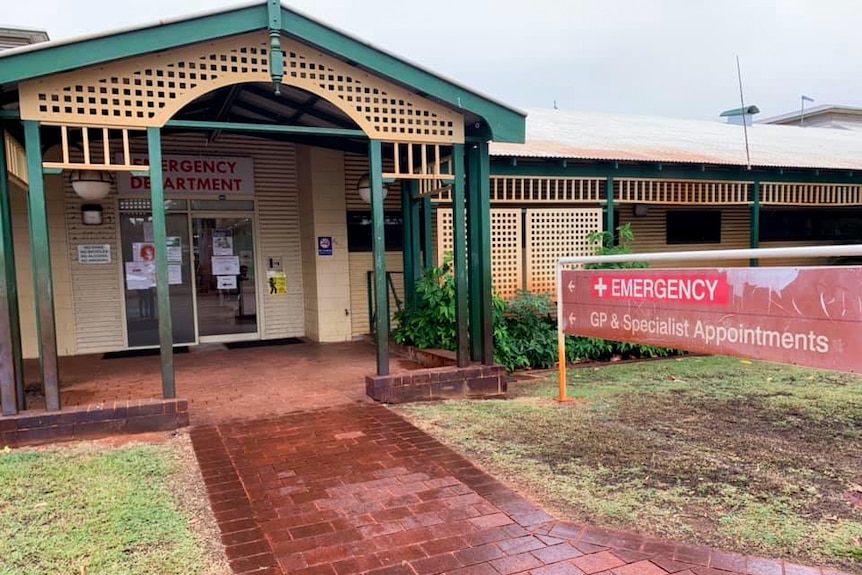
[409,184,421,284]
[605,176,615,244]
[0,127,20,414]
[401,182,415,306]
[369,140,389,376]
[23,120,60,411]
[452,144,469,367]
[749,179,761,267]
[146,127,175,398]
[421,196,433,269]
[467,147,482,362]
[475,142,494,366]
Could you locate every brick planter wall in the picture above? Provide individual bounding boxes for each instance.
[0,398,189,448]
[366,364,506,403]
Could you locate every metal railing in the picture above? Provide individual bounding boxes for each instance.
[366,271,404,333]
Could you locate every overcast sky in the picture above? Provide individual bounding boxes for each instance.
[5,0,860,121]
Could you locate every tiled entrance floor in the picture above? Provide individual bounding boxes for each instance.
[25,341,419,426]
[190,403,850,575]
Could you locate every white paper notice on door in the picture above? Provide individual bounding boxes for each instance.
[211,255,240,276]
[217,275,237,290]
[168,264,183,285]
[125,262,156,290]
[167,237,183,263]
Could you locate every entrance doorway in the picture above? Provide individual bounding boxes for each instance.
[193,217,258,339]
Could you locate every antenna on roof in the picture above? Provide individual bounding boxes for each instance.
[553,100,558,110]
[736,55,752,170]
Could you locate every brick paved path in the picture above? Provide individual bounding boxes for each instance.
[190,403,851,575]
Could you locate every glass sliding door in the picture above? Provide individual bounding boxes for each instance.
[119,205,196,347]
[192,217,258,338]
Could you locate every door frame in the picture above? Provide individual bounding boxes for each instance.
[191,211,262,344]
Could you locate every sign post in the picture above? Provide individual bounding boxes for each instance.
[557,244,862,402]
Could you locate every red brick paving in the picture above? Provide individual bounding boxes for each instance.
[189,403,853,575]
[27,341,418,425]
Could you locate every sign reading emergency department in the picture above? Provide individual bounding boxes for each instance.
[117,154,255,195]
[561,267,862,373]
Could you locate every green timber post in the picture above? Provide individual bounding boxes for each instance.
[0,126,21,414]
[421,196,433,269]
[476,143,493,365]
[467,142,493,364]
[370,140,389,376]
[401,182,415,306]
[605,176,615,244]
[452,144,469,367]
[146,128,175,398]
[409,183,421,285]
[467,146,482,361]
[749,179,761,267]
[23,121,60,411]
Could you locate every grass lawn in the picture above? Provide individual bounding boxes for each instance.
[0,434,229,575]
[395,356,862,574]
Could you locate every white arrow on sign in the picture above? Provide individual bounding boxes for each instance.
[567,280,576,293]
[568,313,576,324]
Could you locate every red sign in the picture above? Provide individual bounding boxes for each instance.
[562,267,862,373]
[116,154,255,196]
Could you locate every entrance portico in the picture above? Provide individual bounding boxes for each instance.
[0,1,526,417]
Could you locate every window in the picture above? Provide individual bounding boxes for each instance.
[760,209,862,242]
[666,210,721,244]
[346,211,404,252]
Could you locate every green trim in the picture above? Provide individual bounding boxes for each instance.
[452,144,469,367]
[491,161,857,184]
[146,127,175,399]
[24,121,60,411]
[0,5,265,85]
[422,197,433,269]
[267,0,284,92]
[409,188,421,283]
[370,140,389,376]
[467,147,482,362]
[282,8,525,143]
[0,111,19,119]
[749,179,761,267]
[166,120,365,138]
[401,183,415,306]
[0,3,525,143]
[0,126,21,414]
[605,177,615,244]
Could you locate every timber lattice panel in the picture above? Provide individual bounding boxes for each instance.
[525,208,602,296]
[434,176,604,203]
[616,179,751,204]
[437,208,524,299]
[20,32,463,143]
[760,183,862,205]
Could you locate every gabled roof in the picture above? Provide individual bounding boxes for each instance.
[490,109,862,171]
[0,1,525,142]
[759,104,862,126]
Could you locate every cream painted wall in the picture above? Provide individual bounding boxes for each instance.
[296,146,352,342]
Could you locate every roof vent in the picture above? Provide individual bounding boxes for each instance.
[0,27,50,51]
[720,105,760,126]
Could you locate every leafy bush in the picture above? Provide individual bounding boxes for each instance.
[494,291,558,372]
[393,225,679,372]
[392,258,457,351]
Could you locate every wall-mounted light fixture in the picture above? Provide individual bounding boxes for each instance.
[81,203,104,226]
[633,203,650,217]
[70,170,113,201]
[356,173,388,204]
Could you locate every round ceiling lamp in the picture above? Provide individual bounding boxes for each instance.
[356,173,388,204]
[70,170,113,201]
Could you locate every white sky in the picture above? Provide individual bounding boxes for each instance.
[5,0,861,121]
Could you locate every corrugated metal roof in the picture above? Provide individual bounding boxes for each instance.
[490,109,862,170]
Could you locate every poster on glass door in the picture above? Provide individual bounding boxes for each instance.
[212,230,234,256]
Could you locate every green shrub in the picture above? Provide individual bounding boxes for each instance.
[393,225,680,372]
